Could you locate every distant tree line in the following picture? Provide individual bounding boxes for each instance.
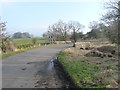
[43,0,120,45]
[12,32,33,38]
[43,20,85,46]
[43,20,108,41]
[1,0,119,53]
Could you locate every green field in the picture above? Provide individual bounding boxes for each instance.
[1,38,62,59]
[0,38,49,59]
[13,38,48,46]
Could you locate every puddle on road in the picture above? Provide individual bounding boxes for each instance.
[47,59,54,71]
[35,57,74,88]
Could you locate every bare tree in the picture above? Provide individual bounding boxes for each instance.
[48,20,69,41]
[103,0,120,22]
[102,0,120,45]
[88,21,108,39]
[0,19,16,53]
[68,21,84,47]
[0,19,9,52]
[89,21,99,30]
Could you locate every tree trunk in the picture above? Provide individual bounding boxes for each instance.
[73,29,76,47]
[65,31,67,42]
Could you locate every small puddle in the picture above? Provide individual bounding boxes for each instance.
[47,59,54,71]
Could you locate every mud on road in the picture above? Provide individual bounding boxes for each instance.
[34,58,71,88]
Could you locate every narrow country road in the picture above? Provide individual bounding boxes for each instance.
[2,44,71,88]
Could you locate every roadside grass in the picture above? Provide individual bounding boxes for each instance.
[1,45,42,59]
[1,49,28,59]
[0,38,48,59]
[57,51,118,88]
[1,43,64,59]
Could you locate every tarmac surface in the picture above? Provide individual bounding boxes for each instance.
[2,44,71,88]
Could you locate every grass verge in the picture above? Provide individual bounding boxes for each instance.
[1,44,62,59]
[57,51,118,88]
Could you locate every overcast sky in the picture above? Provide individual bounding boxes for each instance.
[0,0,108,37]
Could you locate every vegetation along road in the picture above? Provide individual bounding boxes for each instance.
[2,44,71,88]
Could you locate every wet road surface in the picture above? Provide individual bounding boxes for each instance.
[2,44,71,88]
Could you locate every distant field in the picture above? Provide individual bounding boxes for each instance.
[13,38,48,46]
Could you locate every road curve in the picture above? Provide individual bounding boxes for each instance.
[2,44,71,88]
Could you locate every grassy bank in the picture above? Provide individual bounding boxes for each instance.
[57,51,118,88]
[1,49,29,59]
[1,38,48,59]
[1,43,63,59]
[1,45,41,59]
